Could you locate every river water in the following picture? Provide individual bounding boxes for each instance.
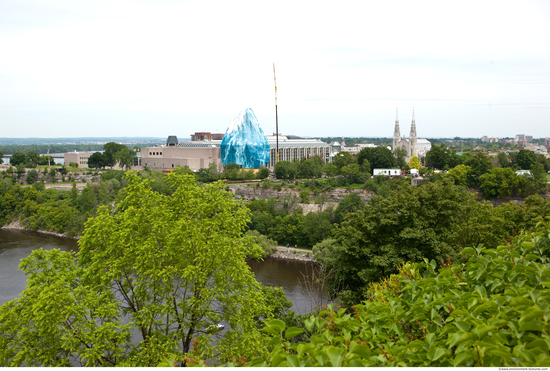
[0,229,327,314]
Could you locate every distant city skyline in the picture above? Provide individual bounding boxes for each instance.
[1,0,549,139]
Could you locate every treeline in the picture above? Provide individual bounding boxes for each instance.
[425,146,549,198]
[0,170,132,236]
[0,165,270,238]
[0,144,104,155]
[273,147,403,183]
[1,150,55,167]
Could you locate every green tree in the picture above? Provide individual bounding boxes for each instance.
[15,165,25,179]
[322,163,337,177]
[318,180,472,306]
[394,147,407,168]
[462,152,494,187]
[0,172,273,366]
[536,153,550,172]
[103,142,125,169]
[341,163,360,181]
[479,167,521,199]
[274,161,297,180]
[301,211,333,247]
[26,170,39,184]
[425,144,460,170]
[0,149,3,164]
[87,152,107,169]
[9,152,27,167]
[497,152,510,168]
[445,164,471,187]
[37,155,54,166]
[530,162,548,194]
[115,147,136,170]
[358,147,397,170]
[257,166,270,179]
[333,193,364,224]
[26,151,40,165]
[517,149,537,170]
[297,158,322,178]
[333,152,354,173]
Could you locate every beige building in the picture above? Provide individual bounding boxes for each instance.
[64,151,141,170]
[141,144,222,171]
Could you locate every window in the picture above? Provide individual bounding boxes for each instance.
[160,152,162,155]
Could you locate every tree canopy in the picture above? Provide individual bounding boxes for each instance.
[315,180,478,306]
[256,218,550,367]
[0,172,273,366]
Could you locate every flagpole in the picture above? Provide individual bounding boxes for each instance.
[273,63,279,164]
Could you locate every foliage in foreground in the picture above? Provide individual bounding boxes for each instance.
[252,218,550,367]
[0,172,274,366]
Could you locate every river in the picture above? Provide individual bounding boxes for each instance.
[0,229,328,314]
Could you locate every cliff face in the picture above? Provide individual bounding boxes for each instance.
[227,184,373,215]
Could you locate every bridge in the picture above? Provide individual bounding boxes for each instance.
[3,153,64,158]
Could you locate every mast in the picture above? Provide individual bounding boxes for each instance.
[273,63,279,164]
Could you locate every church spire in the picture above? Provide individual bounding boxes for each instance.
[409,108,417,159]
[393,108,400,137]
[393,108,400,151]
[410,108,417,139]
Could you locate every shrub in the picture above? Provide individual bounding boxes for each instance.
[254,218,550,367]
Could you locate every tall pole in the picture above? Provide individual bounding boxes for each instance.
[273,63,279,164]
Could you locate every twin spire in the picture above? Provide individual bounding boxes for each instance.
[394,108,416,139]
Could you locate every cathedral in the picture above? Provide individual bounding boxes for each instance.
[392,108,417,161]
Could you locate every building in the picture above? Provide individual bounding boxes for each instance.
[481,136,489,142]
[190,132,224,141]
[515,134,532,145]
[392,108,417,161]
[373,169,401,176]
[265,135,331,167]
[524,145,548,156]
[340,141,377,155]
[63,151,141,170]
[416,139,432,158]
[141,139,222,172]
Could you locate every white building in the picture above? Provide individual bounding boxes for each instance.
[340,140,377,155]
[373,169,402,176]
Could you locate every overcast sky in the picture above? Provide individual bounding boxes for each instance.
[1,0,549,139]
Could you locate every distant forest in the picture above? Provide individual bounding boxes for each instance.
[0,137,166,146]
[0,137,168,155]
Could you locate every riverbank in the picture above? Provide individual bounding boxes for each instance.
[271,246,318,263]
[0,220,80,240]
[0,223,318,263]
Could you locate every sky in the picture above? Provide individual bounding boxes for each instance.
[1,0,549,139]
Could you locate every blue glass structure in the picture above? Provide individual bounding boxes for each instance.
[221,108,270,169]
